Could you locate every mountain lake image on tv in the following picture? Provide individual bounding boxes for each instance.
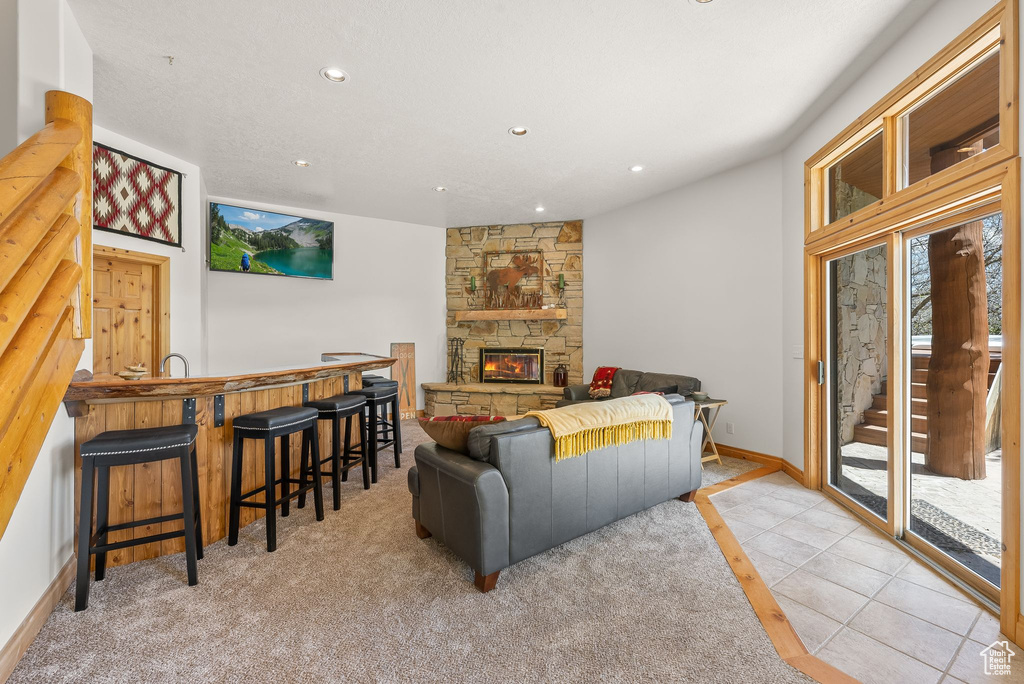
[209,202,334,279]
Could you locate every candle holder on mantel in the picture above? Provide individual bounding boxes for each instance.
[447,337,467,384]
[557,273,566,307]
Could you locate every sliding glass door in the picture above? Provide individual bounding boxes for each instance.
[904,211,1003,594]
[822,210,1004,600]
[827,242,891,524]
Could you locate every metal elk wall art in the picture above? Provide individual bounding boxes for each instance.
[482,251,545,309]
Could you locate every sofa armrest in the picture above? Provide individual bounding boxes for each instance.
[411,443,511,576]
[563,384,591,400]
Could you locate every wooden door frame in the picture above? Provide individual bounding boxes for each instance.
[92,244,171,374]
[805,163,1021,640]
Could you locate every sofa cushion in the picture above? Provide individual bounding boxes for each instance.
[467,417,542,462]
[609,369,643,398]
[636,372,700,396]
[419,415,506,454]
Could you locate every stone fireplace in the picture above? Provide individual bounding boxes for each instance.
[422,220,583,417]
[480,347,544,384]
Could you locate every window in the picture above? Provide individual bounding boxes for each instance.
[828,131,884,223]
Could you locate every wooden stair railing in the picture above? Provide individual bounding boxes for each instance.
[0,90,92,541]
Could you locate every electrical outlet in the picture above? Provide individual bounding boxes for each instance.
[726,422,735,435]
[792,345,804,359]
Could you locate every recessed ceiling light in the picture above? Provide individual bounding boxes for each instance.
[535,206,545,212]
[629,165,644,172]
[509,127,529,136]
[293,159,311,167]
[433,186,447,192]
[320,67,349,83]
[689,0,714,4]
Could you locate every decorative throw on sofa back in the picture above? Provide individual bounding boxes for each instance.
[588,366,619,398]
[525,394,673,461]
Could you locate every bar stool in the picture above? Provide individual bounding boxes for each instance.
[228,406,324,552]
[348,383,402,483]
[303,394,369,509]
[76,423,203,611]
[362,377,400,445]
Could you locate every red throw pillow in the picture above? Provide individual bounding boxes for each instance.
[589,366,620,399]
[418,415,506,454]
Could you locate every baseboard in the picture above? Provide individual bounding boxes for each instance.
[0,555,74,683]
[716,444,805,486]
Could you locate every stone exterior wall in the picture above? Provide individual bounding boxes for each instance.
[836,245,888,443]
[445,220,583,385]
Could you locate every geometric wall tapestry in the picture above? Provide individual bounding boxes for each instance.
[93,142,182,247]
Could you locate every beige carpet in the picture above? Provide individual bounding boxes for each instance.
[10,422,810,683]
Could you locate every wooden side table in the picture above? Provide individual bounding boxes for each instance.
[693,398,727,467]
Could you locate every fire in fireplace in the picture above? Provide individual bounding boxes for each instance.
[480,347,544,384]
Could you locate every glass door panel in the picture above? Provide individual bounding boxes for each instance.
[828,243,890,520]
[906,213,1003,588]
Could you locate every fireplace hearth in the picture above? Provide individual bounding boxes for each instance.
[480,347,544,384]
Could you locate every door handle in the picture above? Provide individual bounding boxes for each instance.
[817,360,825,386]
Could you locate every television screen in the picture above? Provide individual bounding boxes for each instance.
[209,202,334,279]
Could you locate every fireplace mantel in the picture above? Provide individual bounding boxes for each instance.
[453,308,567,322]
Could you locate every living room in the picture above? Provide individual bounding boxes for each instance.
[1,0,1021,681]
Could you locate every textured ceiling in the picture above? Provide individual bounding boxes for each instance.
[70,0,923,227]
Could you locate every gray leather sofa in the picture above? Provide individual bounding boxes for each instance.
[408,394,703,592]
[556,369,701,408]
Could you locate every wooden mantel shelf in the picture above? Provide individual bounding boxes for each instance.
[454,308,567,322]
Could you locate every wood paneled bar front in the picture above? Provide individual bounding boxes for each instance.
[63,352,395,569]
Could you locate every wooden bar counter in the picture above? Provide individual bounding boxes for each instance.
[63,352,395,569]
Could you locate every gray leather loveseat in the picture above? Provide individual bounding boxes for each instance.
[556,369,701,408]
[408,394,703,592]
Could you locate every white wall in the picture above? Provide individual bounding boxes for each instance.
[0,0,16,154]
[584,154,785,456]
[0,0,91,651]
[89,126,205,374]
[205,197,446,408]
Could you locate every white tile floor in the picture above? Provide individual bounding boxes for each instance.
[710,471,1024,684]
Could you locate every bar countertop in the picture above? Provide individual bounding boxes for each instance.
[63,352,395,404]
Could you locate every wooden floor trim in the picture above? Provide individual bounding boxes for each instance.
[717,443,805,485]
[0,555,74,683]
[696,467,858,683]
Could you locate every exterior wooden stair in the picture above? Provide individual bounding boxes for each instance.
[0,91,92,541]
[852,351,1002,453]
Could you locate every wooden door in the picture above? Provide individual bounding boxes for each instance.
[92,246,169,377]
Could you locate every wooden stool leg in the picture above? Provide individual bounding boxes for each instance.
[341,415,352,483]
[331,416,342,510]
[94,464,110,581]
[75,458,95,612]
[178,447,199,585]
[358,409,369,490]
[280,433,290,518]
[190,443,204,559]
[309,425,325,521]
[264,436,277,552]
[368,404,379,484]
[298,430,310,510]
[392,396,402,466]
[228,434,243,546]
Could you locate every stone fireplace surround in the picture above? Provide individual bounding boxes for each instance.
[423,220,583,417]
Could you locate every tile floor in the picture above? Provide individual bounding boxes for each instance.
[709,470,1023,684]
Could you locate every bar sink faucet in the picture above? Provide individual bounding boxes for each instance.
[160,353,190,378]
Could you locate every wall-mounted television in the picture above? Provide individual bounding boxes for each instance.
[209,202,334,280]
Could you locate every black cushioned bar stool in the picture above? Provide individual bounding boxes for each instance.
[228,406,324,552]
[349,383,401,483]
[76,423,203,611]
[303,394,369,509]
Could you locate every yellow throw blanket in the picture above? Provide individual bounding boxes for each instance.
[525,394,673,462]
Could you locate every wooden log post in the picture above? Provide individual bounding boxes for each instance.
[44,90,92,340]
[925,221,989,479]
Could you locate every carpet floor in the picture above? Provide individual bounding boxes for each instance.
[10,422,810,683]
